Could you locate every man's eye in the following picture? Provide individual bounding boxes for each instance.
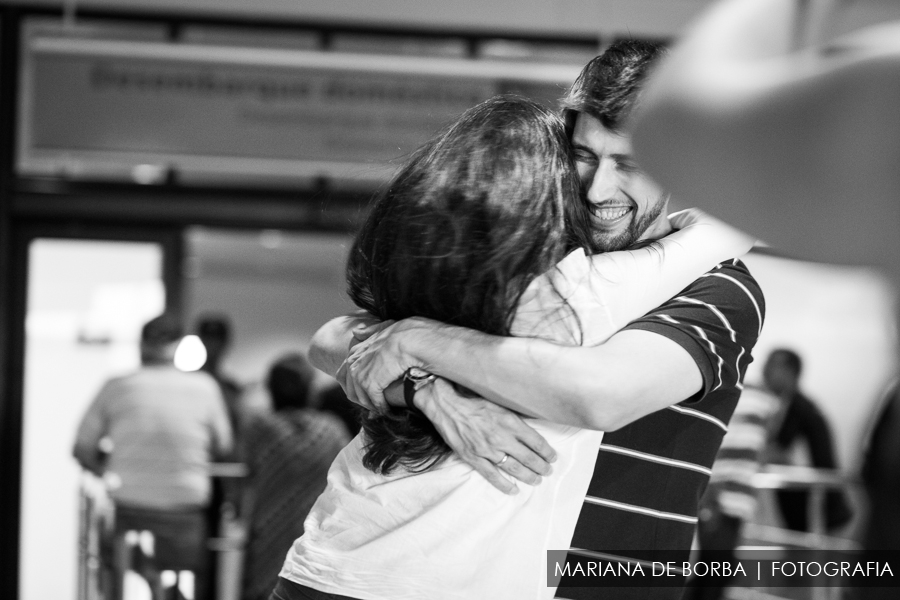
[574,151,595,163]
[617,160,638,172]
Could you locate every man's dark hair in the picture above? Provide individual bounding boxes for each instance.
[141,313,183,346]
[347,95,590,474]
[266,353,316,412]
[771,348,803,377]
[560,39,667,135]
[140,313,183,364]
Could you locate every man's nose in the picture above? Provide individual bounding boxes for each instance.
[585,160,618,204]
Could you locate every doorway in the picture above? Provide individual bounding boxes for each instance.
[16,227,180,600]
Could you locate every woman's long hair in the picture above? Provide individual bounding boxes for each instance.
[347,95,592,474]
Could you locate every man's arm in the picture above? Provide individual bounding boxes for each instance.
[348,322,701,431]
[309,312,383,379]
[346,261,764,431]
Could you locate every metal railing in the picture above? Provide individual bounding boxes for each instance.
[77,463,249,600]
[729,465,863,600]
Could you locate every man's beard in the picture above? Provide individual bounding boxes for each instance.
[590,194,668,252]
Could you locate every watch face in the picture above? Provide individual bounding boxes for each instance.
[406,366,432,380]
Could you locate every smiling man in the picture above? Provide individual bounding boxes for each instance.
[564,45,672,254]
[311,41,765,600]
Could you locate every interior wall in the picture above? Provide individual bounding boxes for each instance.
[0,0,713,38]
[182,227,356,391]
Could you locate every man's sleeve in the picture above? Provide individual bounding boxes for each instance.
[622,259,765,401]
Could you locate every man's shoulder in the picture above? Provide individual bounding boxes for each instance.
[139,366,225,399]
[99,370,144,392]
[631,257,763,324]
[670,258,765,322]
[682,258,760,296]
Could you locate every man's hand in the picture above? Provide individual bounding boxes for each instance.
[415,378,557,495]
[342,317,441,411]
[310,311,389,379]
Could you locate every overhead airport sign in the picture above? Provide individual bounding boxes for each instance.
[18,23,581,187]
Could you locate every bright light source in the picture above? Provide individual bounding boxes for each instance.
[131,164,168,185]
[174,335,207,372]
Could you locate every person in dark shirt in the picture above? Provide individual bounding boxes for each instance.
[241,353,350,600]
[763,348,852,532]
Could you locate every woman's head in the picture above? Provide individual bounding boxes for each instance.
[349,95,589,337]
[347,96,589,473]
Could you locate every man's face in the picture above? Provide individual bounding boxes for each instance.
[572,113,670,252]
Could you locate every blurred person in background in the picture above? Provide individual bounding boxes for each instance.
[683,386,781,600]
[316,382,361,436]
[240,352,350,600]
[73,313,233,600]
[763,348,853,533]
[627,0,900,592]
[196,313,243,428]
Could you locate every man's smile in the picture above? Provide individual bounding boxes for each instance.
[592,205,634,227]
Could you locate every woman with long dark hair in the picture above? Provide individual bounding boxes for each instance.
[271,95,754,600]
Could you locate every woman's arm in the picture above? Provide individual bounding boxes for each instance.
[528,208,755,345]
[309,312,380,378]
[586,208,756,329]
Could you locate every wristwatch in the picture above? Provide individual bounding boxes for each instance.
[403,367,437,411]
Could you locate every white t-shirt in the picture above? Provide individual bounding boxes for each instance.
[280,219,749,600]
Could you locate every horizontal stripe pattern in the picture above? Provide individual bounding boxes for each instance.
[583,496,698,524]
[597,409,728,468]
[599,444,712,476]
[586,450,711,516]
[667,404,728,432]
[560,260,764,598]
[703,271,764,337]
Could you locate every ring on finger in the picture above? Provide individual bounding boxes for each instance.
[496,453,510,466]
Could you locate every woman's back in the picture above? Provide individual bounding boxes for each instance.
[346,96,587,474]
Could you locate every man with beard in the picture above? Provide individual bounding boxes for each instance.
[312,41,764,599]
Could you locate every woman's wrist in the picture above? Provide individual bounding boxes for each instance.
[403,368,438,411]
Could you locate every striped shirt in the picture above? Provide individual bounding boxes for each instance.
[558,259,764,600]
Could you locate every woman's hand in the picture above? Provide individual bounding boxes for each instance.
[340,316,558,493]
[415,378,557,495]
